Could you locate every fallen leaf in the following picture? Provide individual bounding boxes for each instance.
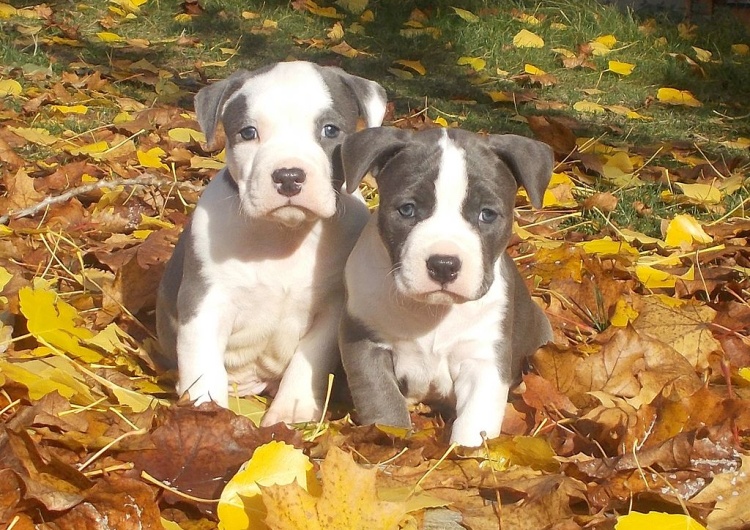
[632,296,721,370]
[513,29,544,48]
[615,511,706,530]
[450,7,479,23]
[657,87,702,107]
[262,447,407,530]
[393,59,426,76]
[608,60,635,76]
[664,214,713,247]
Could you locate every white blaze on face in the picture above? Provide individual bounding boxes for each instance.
[224,62,338,225]
[396,131,485,303]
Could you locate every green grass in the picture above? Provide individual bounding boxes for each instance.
[1,0,748,238]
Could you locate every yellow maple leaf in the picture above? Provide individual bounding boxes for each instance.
[18,286,103,363]
[656,87,702,107]
[262,447,407,530]
[514,12,540,25]
[137,146,168,169]
[610,299,639,327]
[663,214,712,247]
[460,435,558,472]
[608,60,635,76]
[336,0,368,15]
[218,441,319,530]
[589,41,612,56]
[731,43,749,55]
[457,56,485,71]
[513,29,544,48]
[616,511,706,530]
[551,47,576,58]
[329,40,359,58]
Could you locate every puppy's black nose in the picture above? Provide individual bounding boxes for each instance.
[272,167,306,197]
[426,254,461,284]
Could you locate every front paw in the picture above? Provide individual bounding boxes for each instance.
[449,417,500,447]
[260,399,321,426]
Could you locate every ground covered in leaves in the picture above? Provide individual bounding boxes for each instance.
[1,0,749,529]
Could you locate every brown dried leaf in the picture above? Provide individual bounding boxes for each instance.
[633,296,722,370]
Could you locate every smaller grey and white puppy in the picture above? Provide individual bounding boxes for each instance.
[339,127,553,447]
[156,61,387,426]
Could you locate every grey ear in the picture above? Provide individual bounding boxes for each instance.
[340,127,411,194]
[486,134,553,209]
[194,70,252,148]
[324,67,388,128]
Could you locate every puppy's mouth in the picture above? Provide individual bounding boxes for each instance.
[264,205,319,228]
[407,288,471,306]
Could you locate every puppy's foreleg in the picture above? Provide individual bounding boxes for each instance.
[176,291,231,407]
[451,357,507,447]
[261,302,342,426]
[340,316,410,429]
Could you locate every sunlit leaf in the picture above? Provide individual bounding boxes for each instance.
[168,127,206,143]
[608,60,635,76]
[675,182,723,205]
[218,441,318,530]
[578,237,638,257]
[513,29,544,48]
[137,147,168,169]
[615,511,706,530]
[594,34,617,48]
[524,63,545,75]
[51,104,88,115]
[656,87,702,107]
[610,299,639,327]
[635,265,677,289]
[96,31,125,42]
[18,286,103,363]
[663,214,712,247]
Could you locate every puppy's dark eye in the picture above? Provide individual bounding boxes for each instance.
[397,203,416,218]
[239,126,258,141]
[321,124,341,139]
[479,208,498,223]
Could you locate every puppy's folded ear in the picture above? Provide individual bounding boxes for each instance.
[324,67,388,128]
[487,135,554,209]
[340,127,411,194]
[194,70,253,148]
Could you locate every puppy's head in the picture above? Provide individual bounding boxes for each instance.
[195,61,387,228]
[342,127,552,304]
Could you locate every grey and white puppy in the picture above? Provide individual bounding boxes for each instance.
[338,127,553,446]
[156,61,387,426]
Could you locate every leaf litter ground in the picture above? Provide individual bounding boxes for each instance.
[0,0,749,529]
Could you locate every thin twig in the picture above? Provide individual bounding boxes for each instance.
[0,174,204,225]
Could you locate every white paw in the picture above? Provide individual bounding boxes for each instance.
[261,399,321,426]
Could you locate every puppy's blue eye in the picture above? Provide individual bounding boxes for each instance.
[322,124,340,139]
[239,126,258,141]
[479,208,498,223]
[397,203,416,218]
